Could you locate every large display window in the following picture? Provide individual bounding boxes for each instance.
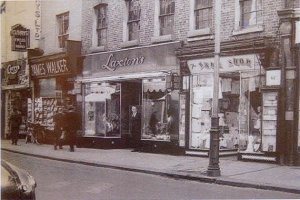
[189,71,264,151]
[84,82,121,137]
[141,78,179,141]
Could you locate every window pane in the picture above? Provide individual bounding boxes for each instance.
[160,0,175,15]
[128,21,140,40]
[160,15,174,35]
[95,4,107,46]
[195,0,211,9]
[96,5,107,29]
[127,0,140,41]
[195,7,211,29]
[128,0,141,21]
[240,0,262,28]
[97,29,107,46]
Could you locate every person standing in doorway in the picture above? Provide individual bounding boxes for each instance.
[9,108,22,145]
[129,106,141,152]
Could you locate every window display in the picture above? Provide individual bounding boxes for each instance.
[190,72,263,151]
[84,82,121,138]
[141,78,175,141]
[261,91,278,152]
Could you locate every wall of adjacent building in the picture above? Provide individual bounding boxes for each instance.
[1,1,38,63]
[40,0,82,55]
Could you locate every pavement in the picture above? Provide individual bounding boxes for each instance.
[1,139,300,195]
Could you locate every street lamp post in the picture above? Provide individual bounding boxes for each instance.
[207,0,221,177]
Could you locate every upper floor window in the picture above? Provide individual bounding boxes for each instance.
[127,0,141,41]
[95,4,108,46]
[159,0,175,35]
[57,12,69,48]
[194,0,212,30]
[240,0,262,28]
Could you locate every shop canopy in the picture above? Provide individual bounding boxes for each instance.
[85,93,111,102]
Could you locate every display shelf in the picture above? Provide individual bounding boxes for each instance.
[261,90,278,152]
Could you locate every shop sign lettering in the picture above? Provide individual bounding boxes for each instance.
[31,58,69,77]
[7,65,20,74]
[101,54,145,71]
[188,54,260,73]
[34,0,41,40]
[11,25,30,51]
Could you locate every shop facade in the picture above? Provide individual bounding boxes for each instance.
[28,41,82,143]
[177,38,281,161]
[78,42,183,154]
[1,59,31,139]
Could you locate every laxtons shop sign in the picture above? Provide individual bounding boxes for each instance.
[30,57,70,78]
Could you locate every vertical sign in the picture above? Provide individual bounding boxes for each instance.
[35,0,41,40]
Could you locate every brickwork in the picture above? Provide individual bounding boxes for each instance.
[81,0,285,54]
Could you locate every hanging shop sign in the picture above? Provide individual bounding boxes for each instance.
[7,64,20,75]
[2,60,29,87]
[10,24,30,51]
[30,57,70,78]
[187,54,261,74]
[83,42,181,77]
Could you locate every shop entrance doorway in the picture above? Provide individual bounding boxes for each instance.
[120,80,142,147]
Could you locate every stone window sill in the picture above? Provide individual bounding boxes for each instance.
[151,34,173,44]
[89,46,106,53]
[188,28,211,38]
[232,25,264,36]
[120,39,140,48]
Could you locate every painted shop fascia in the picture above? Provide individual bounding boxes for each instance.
[176,37,282,162]
[78,42,184,154]
[27,41,82,144]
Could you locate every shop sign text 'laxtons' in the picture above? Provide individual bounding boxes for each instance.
[30,58,69,77]
[101,54,145,71]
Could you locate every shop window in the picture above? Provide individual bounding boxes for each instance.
[239,0,262,28]
[159,0,175,35]
[84,83,121,138]
[57,12,69,48]
[189,72,263,151]
[95,4,108,47]
[127,0,141,41]
[194,0,212,30]
[38,78,56,97]
[141,78,178,141]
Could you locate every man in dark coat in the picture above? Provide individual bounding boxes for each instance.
[53,107,65,150]
[129,106,141,151]
[65,106,81,152]
[9,108,22,145]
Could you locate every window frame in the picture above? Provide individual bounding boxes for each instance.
[57,12,69,49]
[194,0,212,30]
[159,0,175,36]
[94,4,108,47]
[126,0,141,41]
[239,0,263,29]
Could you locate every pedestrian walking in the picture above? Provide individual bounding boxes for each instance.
[65,105,80,152]
[9,108,22,145]
[53,107,66,150]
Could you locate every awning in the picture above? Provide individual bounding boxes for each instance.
[85,93,111,102]
[77,71,170,83]
[143,78,166,92]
